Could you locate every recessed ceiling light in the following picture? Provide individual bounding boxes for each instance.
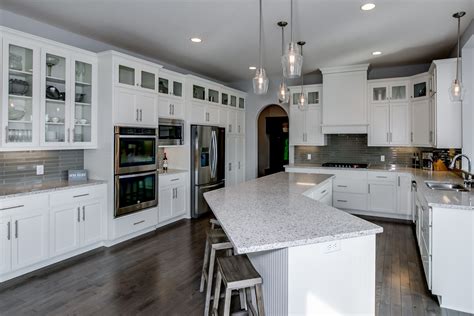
[190,37,202,43]
[249,66,257,70]
[361,3,376,11]
[372,51,382,56]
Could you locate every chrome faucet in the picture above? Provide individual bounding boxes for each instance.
[449,154,473,188]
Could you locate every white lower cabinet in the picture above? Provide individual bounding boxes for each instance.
[0,184,106,283]
[397,173,413,217]
[226,134,245,186]
[159,173,187,223]
[368,182,397,214]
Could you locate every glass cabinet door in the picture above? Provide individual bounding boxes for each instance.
[391,84,407,101]
[372,86,387,102]
[73,60,93,143]
[307,91,319,105]
[172,81,183,97]
[44,52,68,144]
[118,64,135,86]
[208,89,219,103]
[238,97,245,109]
[158,77,169,94]
[230,95,237,107]
[6,43,35,144]
[413,81,427,98]
[193,85,206,100]
[140,70,155,90]
[221,93,229,105]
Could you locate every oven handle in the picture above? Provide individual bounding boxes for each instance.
[118,135,157,139]
[118,171,157,179]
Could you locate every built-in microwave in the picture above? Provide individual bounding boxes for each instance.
[158,118,184,146]
[114,126,158,175]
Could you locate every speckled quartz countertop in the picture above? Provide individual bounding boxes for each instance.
[285,164,474,209]
[158,169,188,176]
[204,172,383,254]
[0,179,107,200]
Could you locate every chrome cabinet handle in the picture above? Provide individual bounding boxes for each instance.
[229,124,232,133]
[73,193,89,198]
[398,176,401,187]
[77,207,81,222]
[67,128,71,143]
[376,176,387,178]
[337,185,347,188]
[171,178,179,182]
[368,184,371,193]
[169,104,172,115]
[337,199,348,203]
[386,132,389,142]
[229,162,232,171]
[136,109,139,121]
[411,132,414,143]
[15,220,18,239]
[139,109,143,122]
[238,125,241,133]
[238,161,241,169]
[82,206,85,221]
[0,204,24,211]
[133,220,145,226]
[321,190,327,194]
[5,126,8,143]
[172,104,175,115]
[7,222,11,240]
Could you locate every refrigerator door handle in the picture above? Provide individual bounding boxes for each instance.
[209,130,215,179]
[213,130,218,179]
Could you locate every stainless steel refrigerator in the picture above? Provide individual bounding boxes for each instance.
[191,125,225,218]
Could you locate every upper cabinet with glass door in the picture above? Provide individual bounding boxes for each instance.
[2,38,40,148]
[42,49,69,146]
[370,80,409,103]
[305,85,321,107]
[115,57,158,92]
[158,70,184,99]
[72,55,97,146]
[411,73,429,99]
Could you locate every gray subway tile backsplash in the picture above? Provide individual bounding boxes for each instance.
[0,150,84,185]
[293,134,453,165]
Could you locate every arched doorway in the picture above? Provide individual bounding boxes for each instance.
[257,104,289,178]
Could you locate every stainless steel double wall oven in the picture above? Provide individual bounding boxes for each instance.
[114,126,159,217]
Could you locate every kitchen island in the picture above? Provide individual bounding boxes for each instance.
[204,172,383,315]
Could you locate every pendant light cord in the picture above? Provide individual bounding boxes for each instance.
[290,0,294,42]
[259,0,263,69]
[300,44,304,89]
[456,14,460,80]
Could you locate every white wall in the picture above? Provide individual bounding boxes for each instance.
[462,35,474,164]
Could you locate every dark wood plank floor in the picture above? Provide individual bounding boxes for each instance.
[0,216,459,315]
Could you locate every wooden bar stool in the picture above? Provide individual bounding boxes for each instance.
[212,255,265,316]
[209,218,221,229]
[200,229,233,316]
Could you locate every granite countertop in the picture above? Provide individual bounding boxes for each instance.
[158,168,188,176]
[204,172,383,254]
[0,179,107,200]
[285,163,474,209]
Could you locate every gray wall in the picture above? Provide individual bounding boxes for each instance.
[0,150,83,185]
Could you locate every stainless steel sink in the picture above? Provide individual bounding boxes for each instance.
[425,181,470,192]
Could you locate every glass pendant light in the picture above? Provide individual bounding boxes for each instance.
[297,41,306,110]
[282,0,303,79]
[253,0,269,95]
[277,21,290,103]
[449,11,466,102]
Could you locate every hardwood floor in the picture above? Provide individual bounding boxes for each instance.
[0,216,461,315]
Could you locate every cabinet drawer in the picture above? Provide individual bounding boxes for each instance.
[333,192,367,211]
[368,171,397,182]
[114,207,158,239]
[311,181,332,201]
[0,194,49,213]
[50,184,105,207]
[333,178,367,194]
[159,173,186,187]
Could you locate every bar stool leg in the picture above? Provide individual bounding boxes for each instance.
[200,237,210,293]
[239,289,247,310]
[255,284,265,316]
[204,247,217,316]
[212,270,222,314]
[223,288,232,316]
[245,288,257,316]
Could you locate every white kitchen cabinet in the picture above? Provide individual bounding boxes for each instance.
[1,35,41,149]
[114,87,157,127]
[157,69,185,120]
[50,205,81,257]
[227,109,237,134]
[115,57,158,92]
[368,182,397,214]
[397,173,413,217]
[3,206,49,272]
[289,85,326,146]
[0,217,11,275]
[429,59,462,149]
[226,135,237,186]
[81,200,103,246]
[368,79,410,146]
[235,136,245,183]
[159,174,187,223]
[320,64,369,134]
[189,102,219,125]
[411,98,431,146]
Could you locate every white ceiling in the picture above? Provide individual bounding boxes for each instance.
[0,0,473,83]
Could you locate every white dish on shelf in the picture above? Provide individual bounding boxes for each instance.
[79,119,88,124]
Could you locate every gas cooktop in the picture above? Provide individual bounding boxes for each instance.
[321,162,369,169]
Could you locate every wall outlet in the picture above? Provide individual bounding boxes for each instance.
[36,165,44,175]
[324,241,341,254]
[307,154,312,160]
[380,155,385,162]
